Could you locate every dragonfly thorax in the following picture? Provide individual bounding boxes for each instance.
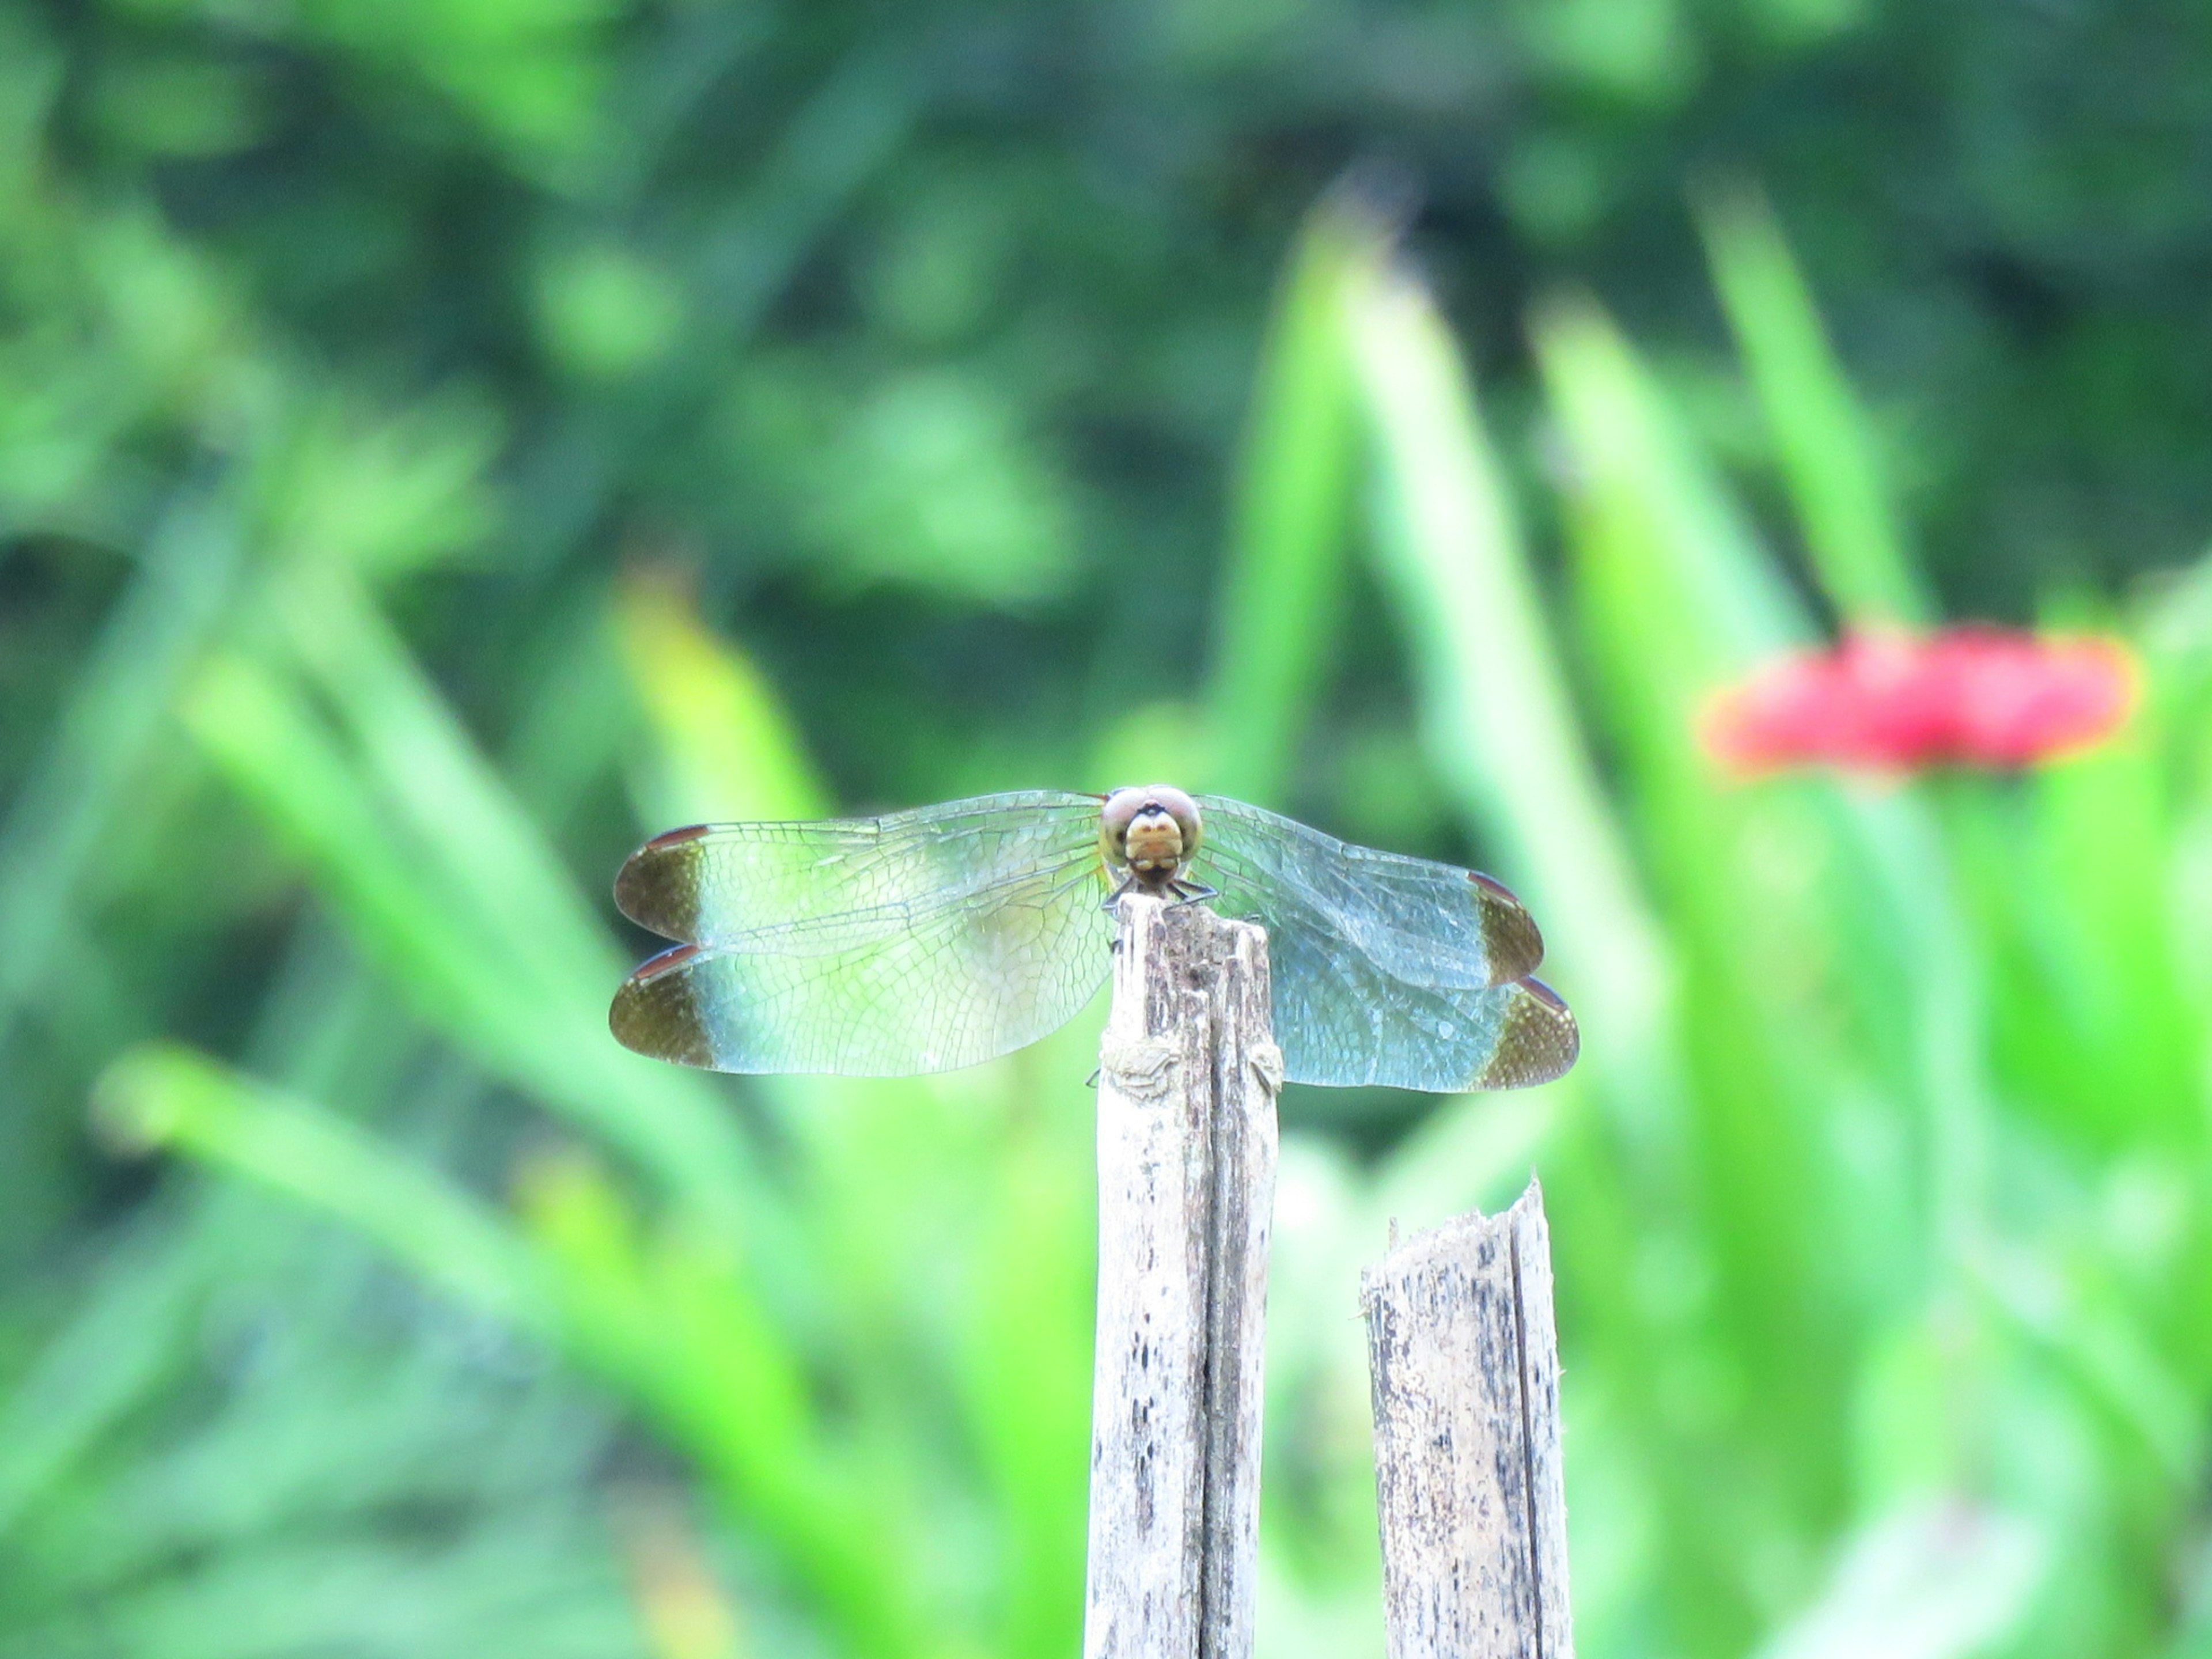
[1100,784,1203,885]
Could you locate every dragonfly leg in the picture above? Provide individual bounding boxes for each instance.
[1099,873,1137,913]
[1168,877,1219,908]
[1084,1066,1101,1089]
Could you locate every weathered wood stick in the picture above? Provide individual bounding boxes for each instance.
[1362,1180,1573,1659]
[1084,894,1283,1659]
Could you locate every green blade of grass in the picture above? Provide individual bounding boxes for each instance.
[178,648,766,1233]
[93,1044,554,1331]
[0,913,444,1545]
[1699,183,1933,628]
[1345,260,1677,1113]
[612,576,1091,1658]
[1535,294,1809,670]
[1751,1503,2043,1659]
[1,1525,639,1659]
[1533,293,1868,1641]
[1346,260,1719,1654]
[1533,293,1994,1274]
[517,1152,930,1659]
[271,565,617,1005]
[0,1200,211,1537]
[1204,188,1389,806]
[615,569,828,825]
[180,649,578,1088]
[2020,631,2196,1152]
[93,1047,923,1659]
[0,486,240,1064]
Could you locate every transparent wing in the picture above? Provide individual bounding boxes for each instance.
[610,791,1114,1075]
[1192,796,1544,988]
[1245,921,1575,1089]
[615,790,1105,949]
[1191,796,1574,1090]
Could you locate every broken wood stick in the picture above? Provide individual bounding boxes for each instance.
[1084,893,1282,1659]
[1362,1180,1574,1659]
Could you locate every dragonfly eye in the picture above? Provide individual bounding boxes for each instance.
[1100,787,1145,863]
[1099,783,1203,870]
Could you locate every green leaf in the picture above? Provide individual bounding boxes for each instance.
[1699,184,1933,628]
[1205,186,1386,806]
[1346,260,1677,1113]
[93,1044,552,1330]
[177,639,768,1236]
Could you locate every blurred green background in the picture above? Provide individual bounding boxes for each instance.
[7,1,2212,1656]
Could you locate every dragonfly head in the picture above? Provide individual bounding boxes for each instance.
[1101,784,1203,878]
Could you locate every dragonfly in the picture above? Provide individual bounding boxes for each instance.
[609,785,1577,1093]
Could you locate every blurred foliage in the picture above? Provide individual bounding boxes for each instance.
[7,2,2212,1657]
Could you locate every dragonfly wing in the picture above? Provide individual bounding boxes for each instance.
[1194,796,1544,988]
[611,854,1115,1075]
[616,790,1105,949]
[1243,910,1577,1089]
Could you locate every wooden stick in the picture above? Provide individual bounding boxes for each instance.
[1362,1180,1574,1659]
[1084,894,1283,1659]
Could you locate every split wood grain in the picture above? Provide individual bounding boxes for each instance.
[1084,894,1283,1659]
[1362,1181,1574,1659]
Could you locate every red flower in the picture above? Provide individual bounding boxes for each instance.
[1703,627,2138,775]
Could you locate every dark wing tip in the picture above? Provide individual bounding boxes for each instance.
[1468,870,1546,982]
[609,945,719,1069]
[614,830,709,939]
[1474,976,1579,1089]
